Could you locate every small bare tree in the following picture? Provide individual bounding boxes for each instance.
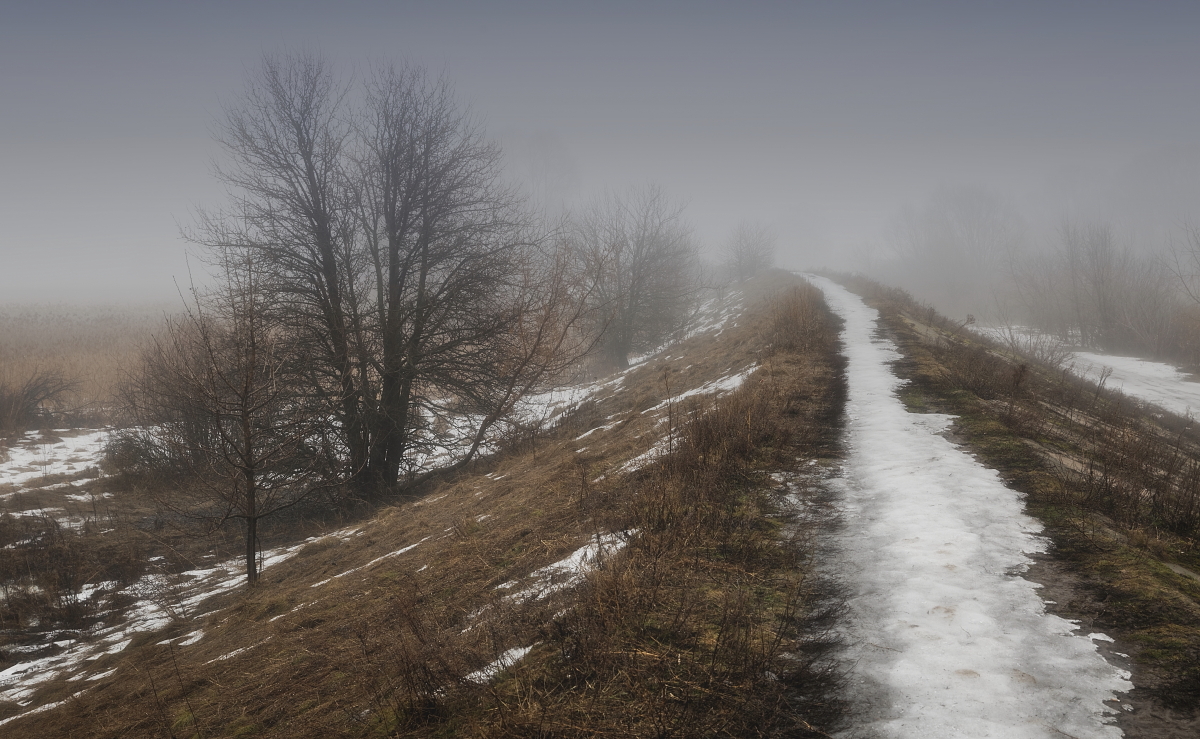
[125,248,325,585]
[571,185,700,368]
[722,221,775,282]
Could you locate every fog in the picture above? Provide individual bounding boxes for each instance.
[3,0,1200,304]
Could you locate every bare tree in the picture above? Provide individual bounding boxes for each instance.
[722,221,775,282]
[571,185,699,368]
[348,63,542,486]
[189,53,590,493]
[1014,221,1181,356]
[198,52,366,482]
[124,249,325,585]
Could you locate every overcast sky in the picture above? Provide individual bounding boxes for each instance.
[3,0,1200,302]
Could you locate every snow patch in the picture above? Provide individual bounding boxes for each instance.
[464,645,534,684]
[501,532,632,603]
[311,537,431,587]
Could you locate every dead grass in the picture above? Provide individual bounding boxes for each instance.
[4,271,849,738]
[0,303,168,428]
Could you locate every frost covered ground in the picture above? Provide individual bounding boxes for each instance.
[812,276,1131,739]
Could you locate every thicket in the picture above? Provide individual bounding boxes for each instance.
[0,510,146,637]
[1010,222,1200,364]
[0,370,76,435]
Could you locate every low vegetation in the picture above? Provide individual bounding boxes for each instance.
[0,304,163,432]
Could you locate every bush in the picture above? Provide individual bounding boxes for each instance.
[0,370,76,434]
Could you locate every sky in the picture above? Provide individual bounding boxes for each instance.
[3,0,1200,302]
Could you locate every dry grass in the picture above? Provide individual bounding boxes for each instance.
[4,271,849,738]
[0,303,169,428]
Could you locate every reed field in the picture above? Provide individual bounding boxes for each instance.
[0,303,171,428]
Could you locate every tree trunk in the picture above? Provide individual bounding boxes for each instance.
[245,476,259,585]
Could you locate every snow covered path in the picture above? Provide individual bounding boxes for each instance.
[810,276,1131,739]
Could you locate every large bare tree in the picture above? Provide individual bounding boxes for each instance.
[189,53,588,493]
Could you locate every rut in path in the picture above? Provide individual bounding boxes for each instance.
[810,275,1131,739]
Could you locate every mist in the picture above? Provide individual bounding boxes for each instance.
[3,1,1200,304]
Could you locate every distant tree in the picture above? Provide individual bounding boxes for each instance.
[722,221,775,282]
[1013,221,1179,356]
[571,185,700,368]
[124,248,326,585]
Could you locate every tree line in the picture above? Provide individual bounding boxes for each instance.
[872,186,1200,365]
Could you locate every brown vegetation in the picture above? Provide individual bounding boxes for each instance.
[0,303,165,430]
[2,271,848,738]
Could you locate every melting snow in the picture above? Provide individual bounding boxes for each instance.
[976,325,1200,420]
[0,690,87,727]
[205,638,270,665]
[810,275,1131,739]
[501,531,632,603]
[640,365,756,416]
[0,524,363,718]
[1070,350,1200,419]
[311,536,430,587]
[464,645,534,684]
[0,429,108,490]
[617,366,757,474]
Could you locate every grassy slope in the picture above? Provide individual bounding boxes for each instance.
[11,272,847,738]
[838,275,1200,736]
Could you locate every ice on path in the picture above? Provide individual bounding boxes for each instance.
[809,276,1131,739]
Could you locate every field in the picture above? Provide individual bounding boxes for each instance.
[0,303,168,429]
